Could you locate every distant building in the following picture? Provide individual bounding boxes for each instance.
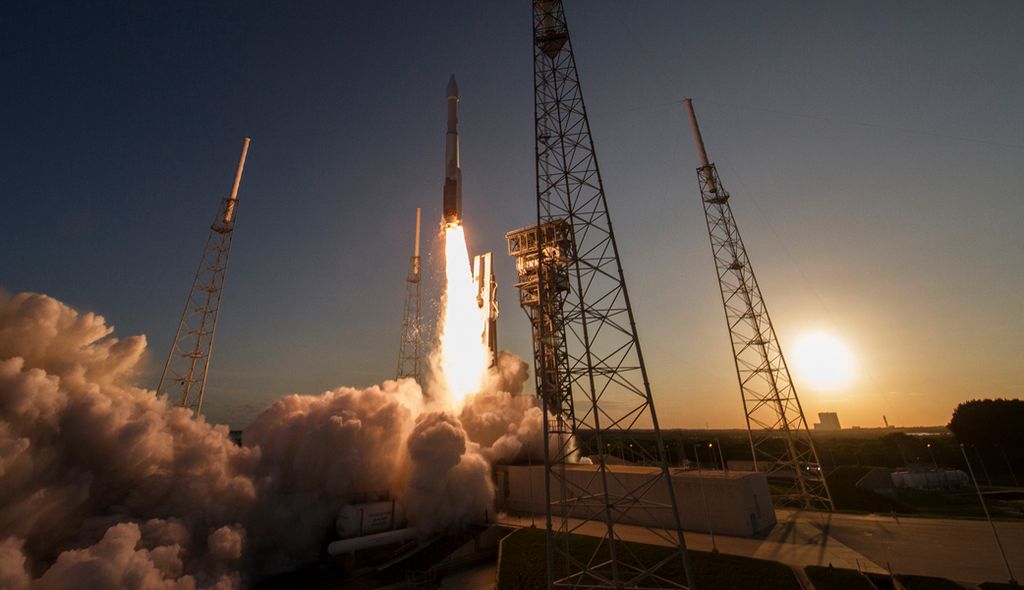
[813,412,842,431]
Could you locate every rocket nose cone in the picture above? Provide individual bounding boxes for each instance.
[447,75,459,99]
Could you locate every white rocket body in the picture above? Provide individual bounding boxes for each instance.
[442,75,462,226]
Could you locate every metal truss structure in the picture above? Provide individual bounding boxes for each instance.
[523,1,695,587]
[684,99,834,511]
[397,208,423,382]
[157,137,250,415]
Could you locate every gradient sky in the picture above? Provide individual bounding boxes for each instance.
[3,1,1022,430]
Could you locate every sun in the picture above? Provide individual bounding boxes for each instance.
[790,331,856,391]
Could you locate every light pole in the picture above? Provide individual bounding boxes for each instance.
[713,438,726,472]
[694,444,718,553]
[997,445,1019,488]
[974,445,993,486]
[527,440,536,528]
[961,444,1017,587]
[926,443,938,470]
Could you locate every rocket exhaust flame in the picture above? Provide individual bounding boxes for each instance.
[438,224,490,406]
[434,75,487,405]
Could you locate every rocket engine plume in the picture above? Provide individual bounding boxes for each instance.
[433,75,489,406]
[437,225,490,406]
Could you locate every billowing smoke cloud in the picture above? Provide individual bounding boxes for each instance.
[0,292,542,588]
[406,413,493,531]
[460,352,545,464]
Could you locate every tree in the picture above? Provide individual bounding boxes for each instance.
[947,398,1024,450]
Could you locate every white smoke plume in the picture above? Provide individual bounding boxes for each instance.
[460,352,545,464]
[0,292,542,588]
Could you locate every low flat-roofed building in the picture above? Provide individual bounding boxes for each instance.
[494,464,776,537]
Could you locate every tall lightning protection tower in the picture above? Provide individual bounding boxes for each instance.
[397,208,423,383]
[684,98,834,511]
[158,137,250,416]
[524,1,695,587]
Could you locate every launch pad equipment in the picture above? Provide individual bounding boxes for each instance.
[519,1,696,588]
[684,98,834,511]
[157,137,250,415]
[506,220,572,411]
[473,252,499,365]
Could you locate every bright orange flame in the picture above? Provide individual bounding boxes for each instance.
[438,224,489,406]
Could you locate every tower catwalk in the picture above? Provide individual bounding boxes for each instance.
[684,98,834,511]
[529,1,694,587]
[397,208,423,383]
[158,137,251,415]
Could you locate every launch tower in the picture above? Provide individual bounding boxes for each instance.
[157,137,250,415]
[522,2,695,587]
[684,98,834,511]
[397,208,423,382]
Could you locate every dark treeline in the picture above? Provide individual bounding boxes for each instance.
[577,422,1022,488]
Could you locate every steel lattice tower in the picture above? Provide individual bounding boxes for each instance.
[397,208,423,382]
[684,99,834,511]
[528,2,695,587]
[157,137,250,416]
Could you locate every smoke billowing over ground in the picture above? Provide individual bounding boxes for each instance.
[0,292,542,588]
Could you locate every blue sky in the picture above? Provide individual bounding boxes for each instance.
[3,1,1022,429]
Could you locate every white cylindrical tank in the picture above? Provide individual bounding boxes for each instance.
[335,501,397,539]
[327,527,419,557]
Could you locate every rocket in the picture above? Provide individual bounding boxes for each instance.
[442,75,462,226]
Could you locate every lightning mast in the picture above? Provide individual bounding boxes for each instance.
[684,98,834,511]
[525,1,695,587]
[397,208,423,382]
[157,137,250,415]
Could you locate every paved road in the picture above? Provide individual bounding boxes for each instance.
[787,510,1024,585]
[497,510,1024,585]
[438,563,496,590]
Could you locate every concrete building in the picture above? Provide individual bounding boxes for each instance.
[494,464,775,537]
[813,412,842,431]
